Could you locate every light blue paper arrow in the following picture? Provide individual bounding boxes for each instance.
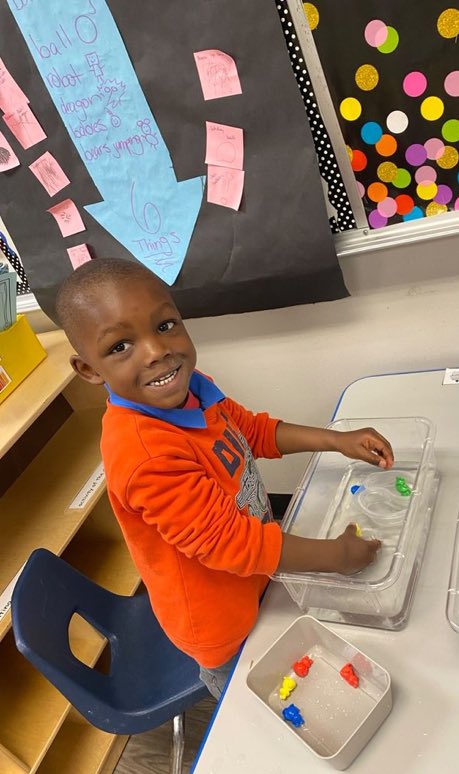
[7,0,203,284]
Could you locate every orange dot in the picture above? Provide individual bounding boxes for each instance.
[367,182,388,202]
[375,134,398,156]
[395,194,414,215]
[351,149,368,171]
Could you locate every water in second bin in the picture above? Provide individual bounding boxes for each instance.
[268,645,377,757]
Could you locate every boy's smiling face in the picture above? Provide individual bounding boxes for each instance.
[70,275,197,409]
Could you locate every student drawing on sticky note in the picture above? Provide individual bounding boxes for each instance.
[207,62,231,97]
[209,167,234,205]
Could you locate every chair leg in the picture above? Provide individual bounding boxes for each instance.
[170,713,185,774]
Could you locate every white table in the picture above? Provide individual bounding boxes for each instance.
[192,370,459,774]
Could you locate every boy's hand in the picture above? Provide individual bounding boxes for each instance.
[332,524,381,575]
[332,428,394,469]
[278,525,382,574]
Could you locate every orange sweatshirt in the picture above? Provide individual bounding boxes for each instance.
[101,372,283,667]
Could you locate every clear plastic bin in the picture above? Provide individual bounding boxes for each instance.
[247,615,392,770]
[446,512,459,633]
[273,417,439,630]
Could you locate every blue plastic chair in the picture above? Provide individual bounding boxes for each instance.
[12,548,208,774]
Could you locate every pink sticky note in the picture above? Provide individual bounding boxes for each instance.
[0,59,29,113]
[47,199,86,237]
[67,244,92,270]
[193,50,242,100]
[3,105,46,150]
[207,165,245,210]
[0,131,20,172]
[29,152,71,196]
[205,122,244,170]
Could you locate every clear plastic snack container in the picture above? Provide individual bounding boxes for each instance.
[247,615,392,770]
[272,417,439,630]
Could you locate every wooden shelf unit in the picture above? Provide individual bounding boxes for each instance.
[0,330,137,774]
[37,710,128,774]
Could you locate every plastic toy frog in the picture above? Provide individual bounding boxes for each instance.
[279,675,297,700]
[395,476,411,496]
[340,662,359,688]
[282,703,305,727]
[292,655,314,677]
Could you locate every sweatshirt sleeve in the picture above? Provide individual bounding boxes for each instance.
[126,450,283,577]
[221,396,282,459]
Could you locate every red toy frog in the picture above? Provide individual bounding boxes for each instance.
[292,655,314,677]
[340,662,359,688]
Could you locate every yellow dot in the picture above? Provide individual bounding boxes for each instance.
[340,97,362,121]
[303,3,319,30]
[437,8,459,39]
[417,182,438,200]
[377,162,398,182]
[420,96,444,121]
[355,64,379,91]
[426,202,448,216]
[437,145,459,169]
[346,145,353,161]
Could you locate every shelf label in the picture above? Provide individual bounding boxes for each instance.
[67,461,105,510]
[0,563,25,622]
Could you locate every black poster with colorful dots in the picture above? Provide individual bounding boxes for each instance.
[304,2,459,229]
[0,0,347,322]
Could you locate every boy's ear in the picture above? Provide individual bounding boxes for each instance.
[70,355,105,385]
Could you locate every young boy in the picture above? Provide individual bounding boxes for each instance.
[56,258,393,699]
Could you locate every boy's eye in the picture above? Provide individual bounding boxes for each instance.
[109,341,132,354]
[158,320,175,333]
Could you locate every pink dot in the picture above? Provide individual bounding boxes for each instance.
[444,71,459,97]
[365,19,388,47]
[356,181,365,198]
[455,198,459,211]
[415,165,437,184]
[403,71,427,98]
[377,197,397,217]
[369,209,388,229]
[424,138,445,160]
[435,185,453,205]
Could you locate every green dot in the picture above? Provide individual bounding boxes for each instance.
[393,168,411,188]
[377,26,399,54]
[442,119,459,143]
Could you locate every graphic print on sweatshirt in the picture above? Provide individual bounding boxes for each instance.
[212,412,272,523]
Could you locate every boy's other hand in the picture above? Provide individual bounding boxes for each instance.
[333,427,394,469]
[333,524,381,575]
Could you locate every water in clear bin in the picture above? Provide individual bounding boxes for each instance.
[318,463,417,583]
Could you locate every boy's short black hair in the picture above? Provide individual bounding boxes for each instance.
[56,257,168,350]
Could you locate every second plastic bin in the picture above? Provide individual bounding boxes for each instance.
[247,615,392,770]
[446,511,459,633]
[273,417,439,631]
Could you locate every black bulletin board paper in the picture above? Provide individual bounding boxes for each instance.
[0,0,347,322]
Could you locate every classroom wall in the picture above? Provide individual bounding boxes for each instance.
[29,232,459,493]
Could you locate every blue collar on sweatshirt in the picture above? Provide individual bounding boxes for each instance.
[106,371,225,429]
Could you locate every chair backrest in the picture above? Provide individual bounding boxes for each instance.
[12,548,207,733]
